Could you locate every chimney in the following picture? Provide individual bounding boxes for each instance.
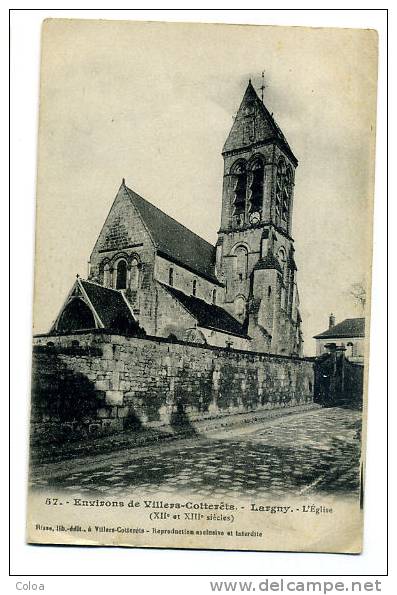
[329,313,335,329]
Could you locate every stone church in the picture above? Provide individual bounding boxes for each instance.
[52,81,303,356]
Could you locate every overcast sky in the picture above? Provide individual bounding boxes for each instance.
[34,19,377,354]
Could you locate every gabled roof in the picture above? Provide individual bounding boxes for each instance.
[79,280,136,329]
[313,318,365,340]
[51,277,139,334]
[124,185,221,286]
[222,81,297,165]
[159,282,248,338]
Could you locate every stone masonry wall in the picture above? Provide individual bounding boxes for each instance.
[31,331,315,440]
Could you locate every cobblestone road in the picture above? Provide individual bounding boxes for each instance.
[31,408,362,498]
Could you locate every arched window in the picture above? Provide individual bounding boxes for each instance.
[278,248,287,278]
[347,342,354,358]
[130,258,139,290]
[115,259,127,289]
[249,158,264,214]
[212,288,217,305]
[103,263,110,287]
[169,267,174,287]
[278,249,287,309]
[235,245,248,282]
[232,162,247,226]
[275,158,286,226]
[283,166,293,224]
[192,279,197,296]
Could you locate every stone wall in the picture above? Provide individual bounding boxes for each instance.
[31,331,315,441]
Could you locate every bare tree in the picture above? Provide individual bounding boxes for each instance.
[349,281,366,313]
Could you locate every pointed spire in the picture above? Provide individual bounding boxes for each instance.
[242,78,259,103]
[246,78,255,90]
[222,78,298,165]
[122,177,125,186]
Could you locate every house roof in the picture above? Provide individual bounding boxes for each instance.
[79,280,136,328]
[124,185,221,285]
[159,282,248,338]
[313,318,365,339]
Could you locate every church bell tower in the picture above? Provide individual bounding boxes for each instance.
[216,80,303,355]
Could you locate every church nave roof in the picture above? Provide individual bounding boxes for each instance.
[124,184,221,285]
[159,282,248,338]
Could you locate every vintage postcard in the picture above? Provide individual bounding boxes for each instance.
[27,19,377,552]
